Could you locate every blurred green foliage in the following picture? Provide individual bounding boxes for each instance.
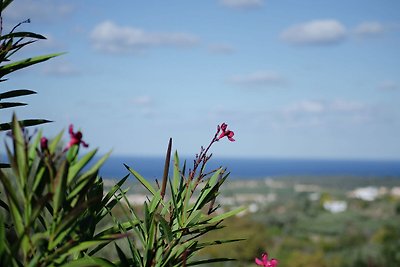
[177,176,400,267]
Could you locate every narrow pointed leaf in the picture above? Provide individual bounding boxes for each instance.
[49,129,64,153]
[0,32,46,40]
[114,243,129,267]
[0,0,13,11]
[78,151,111,182]
[52,160,68,216]
[0,102,27,109]
[0,163,10,168]
[67,148,98,184]
[0,89,36,99]
[12,114,27,187]
[124,163,156,195]
[60,257,116,267]
[101,174,129,207]
[28,129,41,162]
[0,119,52,131]
[208,206,246,224]
[187,258,236,266]
[0,52,65,77]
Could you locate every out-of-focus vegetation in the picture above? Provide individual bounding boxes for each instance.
[210,176,400,266]
[105,175,400,266]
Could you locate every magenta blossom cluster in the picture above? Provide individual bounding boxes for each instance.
[40,124,89,152]
[65,124,89,150]
[255,252,278,267]
[216,122,235,142]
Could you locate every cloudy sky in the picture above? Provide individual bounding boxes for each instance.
[2,0,400,160]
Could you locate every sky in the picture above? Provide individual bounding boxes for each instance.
[1,0,400,160]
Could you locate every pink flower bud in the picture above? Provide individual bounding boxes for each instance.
[40,137,48,151]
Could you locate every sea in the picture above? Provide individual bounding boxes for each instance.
[98,156,400,180]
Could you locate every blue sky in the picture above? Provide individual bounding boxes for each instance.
[2,0,400,160]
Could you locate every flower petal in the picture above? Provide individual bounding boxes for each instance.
[269,259,278,267]
[220,123,228,131]
[255,257,264,266]
[262,253,269,264]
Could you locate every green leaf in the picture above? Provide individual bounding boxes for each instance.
[190,169,222,213]
[93,221,136,238]
[49,129,64,153]
[185,210,202,227]
[0,102,27,109]
[0,171,24,236]
[208,206,246,224]
[0,52,64,77]
[187,258,236,266]
[0,0,13,11]
[148,190,162,212]
[172,151,182,197]
[161,138,172,199]
[52,160,68,216]
[124,163,156,195]
[67,172,97,202]
[0,171,21,214]
[65,238,120,257]
[12,114,27,188]
[197,238,245,249]
[60,257,116,267]
[101,175,129,208]
[28,193,51,227]
[0,89,36,99]
[0,214,5,255]
[0,198,9,211]
[0,32,46,41]
[67,149,98,184]
[88,222,135,257]
[0,163,10,168]
[49,201,91,250]
[114,243,129,267]
[0,119,52,131]
[28,129,41,163]
[158,215,173,243]
[77,151,111,182]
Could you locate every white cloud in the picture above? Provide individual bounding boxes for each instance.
[90,21,200,54]
[131,95,153,106]
[130,96,157,118]
[3,0,74,23]
[279,99,371,127]
[284,99,367,115]
[330,99,366,112]
[229,70,285,87]
[284,100,326,114]
[280,19,347,45]
[42,61,80,76]
[377,80,398,91]
[354,21,385,37]
[208,43,235,54]
[219,0,264,9]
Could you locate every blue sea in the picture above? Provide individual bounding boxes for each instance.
[98,156,400,180]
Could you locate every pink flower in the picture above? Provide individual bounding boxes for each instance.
[40,137,48,151]
[255,252,278,267]
[65,124,89,150]
[217,122,235,142]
